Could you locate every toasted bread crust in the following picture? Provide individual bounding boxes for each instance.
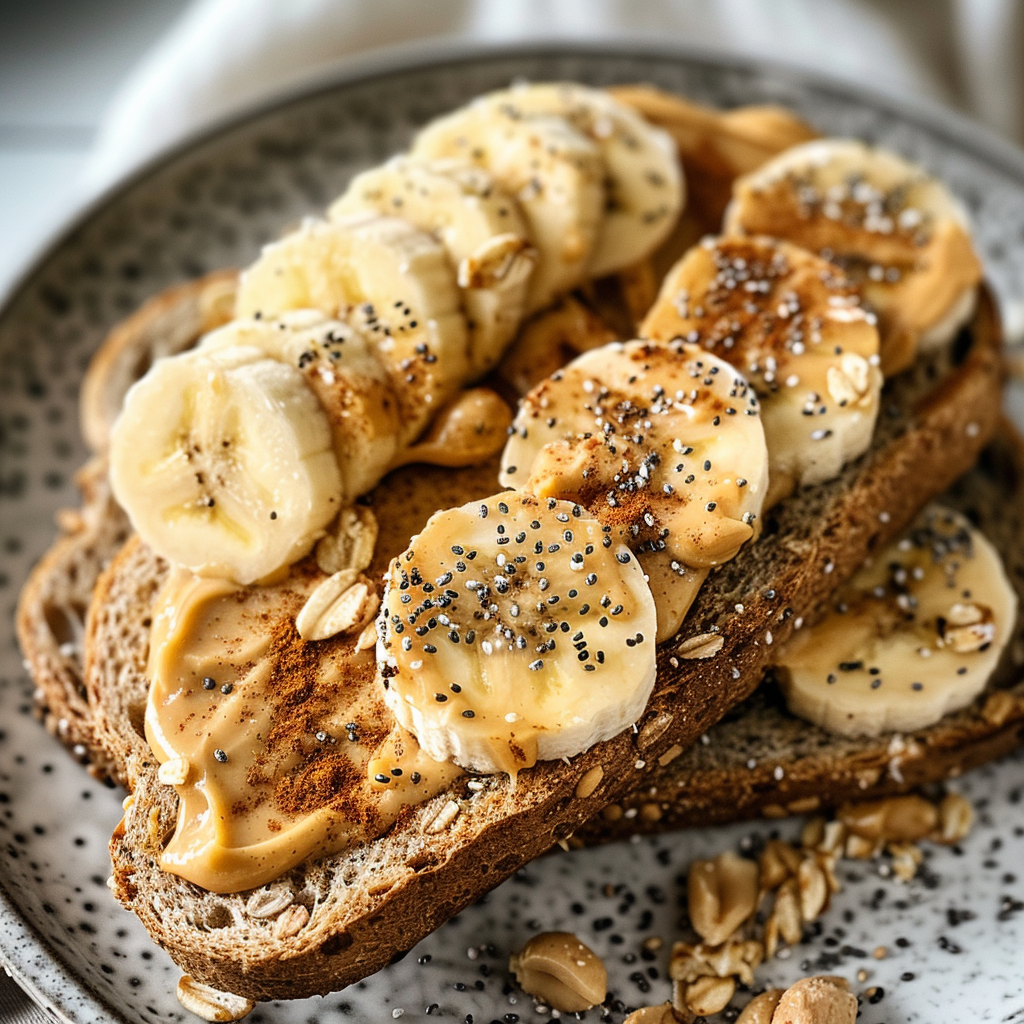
[84,537,167,786]
[581,678,1024,837]
[15,458,131,783]
[98,293,1004,1001]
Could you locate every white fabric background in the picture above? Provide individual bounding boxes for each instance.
[80,0,1024,196]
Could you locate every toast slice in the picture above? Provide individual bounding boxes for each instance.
[94,292,1004,1001]
[18,88,1007,998]
[578,421,1024,843]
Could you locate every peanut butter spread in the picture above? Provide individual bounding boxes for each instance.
[728,159,981,376]
[145,460,499,893]
[393,387,513,469]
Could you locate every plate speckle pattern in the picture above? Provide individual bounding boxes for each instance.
[1,44,1023,1024]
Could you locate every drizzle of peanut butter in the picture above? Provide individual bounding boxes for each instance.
[144,460,500,893]
[393,387,512,469]
[728,175,981,376]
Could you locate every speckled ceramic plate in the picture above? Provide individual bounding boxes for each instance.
[2,41,1023,1024]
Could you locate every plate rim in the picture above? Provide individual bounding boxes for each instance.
[3,35,1024,1024]
[4,34,1024,319]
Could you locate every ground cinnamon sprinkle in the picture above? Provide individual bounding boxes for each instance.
[275,751,365,817]
[217,558,392,823]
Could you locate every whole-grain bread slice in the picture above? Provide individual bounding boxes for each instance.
[18,88,1006,997]
[578,422,1024,843]
[95,292,1005,1001]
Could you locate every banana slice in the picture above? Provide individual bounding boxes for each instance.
[486,82,684,278]
[642,236,883,506]
[235,214,469,440]
[329,157,536,376]
[377,490,658,775]
[197,310,402,500]
[500,340,769,640]
[777,505,1017,737]
[109,345,342,584]
[724,139,982,376]
[412,102,604,313]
